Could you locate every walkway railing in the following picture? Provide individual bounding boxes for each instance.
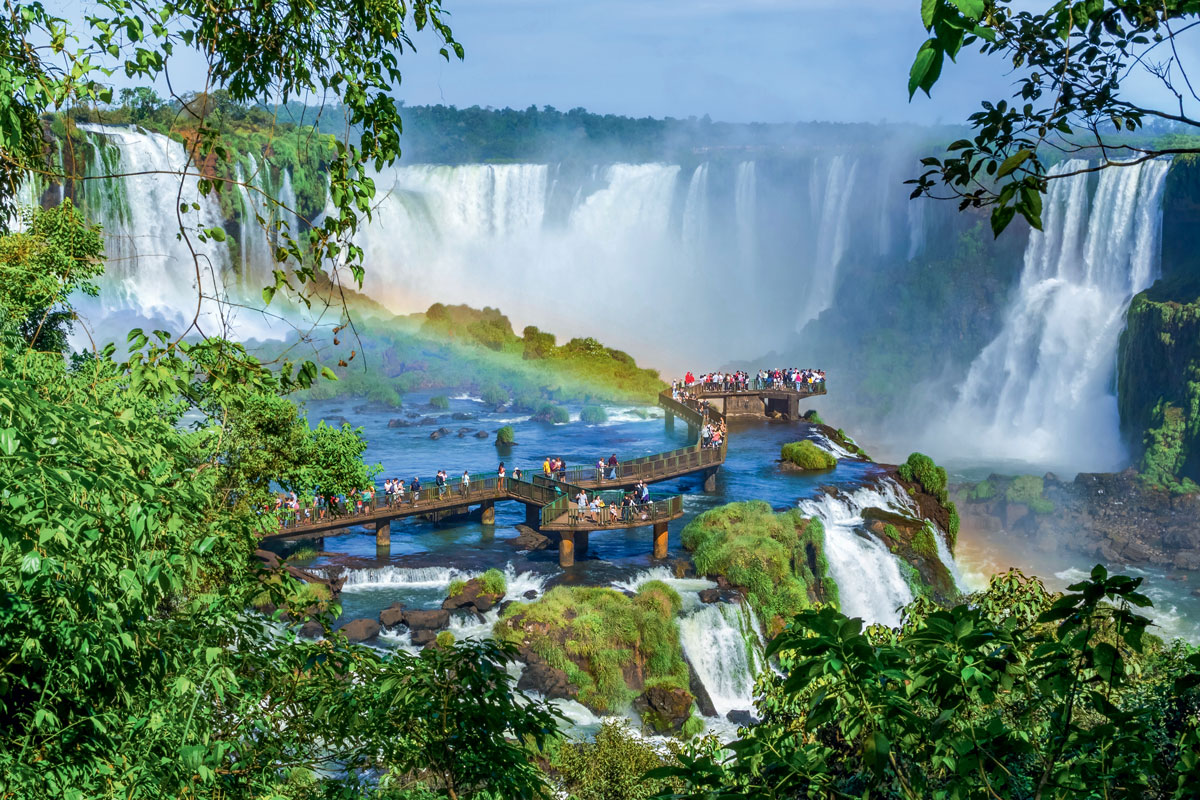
[540,491,683,529]
[686,381,827,395]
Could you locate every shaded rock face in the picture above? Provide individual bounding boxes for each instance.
[298,621,324,639]
[341,618,381,642]
[516,649,574,701]
[474,431,490,439]
[682,651,717,718]
[411,629,438,647]
[635,685,695,734]
[955,470,1200,570]
[698,588,742,604]
[387,418,411,428]
[726,709,758,727]
[861,508,956,604]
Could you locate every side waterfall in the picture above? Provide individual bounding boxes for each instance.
[938,159,1170,473]
[678,601,765,718]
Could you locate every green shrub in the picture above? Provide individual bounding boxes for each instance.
[429,395,450,410]
[781,440,837,471]
[480,383,509,406]
[897,452,949,504]
[494,585,689,713]
[802,409,824,425]
[447,579,467,598]
[1006,475,1054,514]
[479,568,507,597]
[495,425,515,445]
[435,630,456,648]
[680,712,705,739]
[521,325,557,360]
[287,546,319,562]
[535,403,570,424]
[681,501,834,633]
[580,405,609,425]
[550,719,684,800]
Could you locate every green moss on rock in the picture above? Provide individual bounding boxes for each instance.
[580,405,609,425]
[1005,475,1055,514]
[781,440,837,471]
[681,501,835,634]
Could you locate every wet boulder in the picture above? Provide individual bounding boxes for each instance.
[523,589,539,600]
[474,430,490,439]
[698,588,742,604]
[420,417,440,426]
[517,653,574,701]
[508,524,551,552]
[451,412,475,421]
[411,629,439,647]
[726,709,759,727]
[379,602,406,628]
[442,578,503,614]
[298,620,324,639]
[340,618,381,643]
[403,609,450,631]
[387,418,412,428]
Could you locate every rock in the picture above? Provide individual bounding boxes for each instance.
[475,430,490,439]
[340,618,381,642]
[254,549,281,570]
[379,602,406,628]
[451,412,475,420]
[726,709,759,727]
[1173,550,1200,570]
[670,559,696,579]
[298,620,324,639]
[387,418,410,428]
[430,430,443,440]
[457,426,474,435]
[442,578,503,614]
[411,629,438,647]
[403,609,450,631]
[420,417,440,426]
[523,589,539,599]
[1191,588,1200,598]
[635,686,695,733]
[493,404,507,414]
[699,588,742,604]
[406,411,421,419]
[517,656,574,700]
[509,524,551,551]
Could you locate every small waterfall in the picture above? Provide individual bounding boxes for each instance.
[938,158,1170,473]
[678,601,765,717]
[337,565,469,590]
[797,483,921,627]
[800,155,859,330]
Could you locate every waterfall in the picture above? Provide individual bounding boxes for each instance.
[797,482,927,627]
[681,163,710,259]
[800,155,859,330]
[735,161,757,270]
[938,159,1170,473]
[678,601,765,717]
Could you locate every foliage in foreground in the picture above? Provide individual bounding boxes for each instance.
[681,501,836,634]
[653,566,1200,799]
[549,720,689,800]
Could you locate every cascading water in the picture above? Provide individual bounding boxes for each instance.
[797,481,943,627]
[935,159,1170,473]
[799,155,859,330]
[735,161,757,270]
[678,601,765,717]
[681,163,710,261]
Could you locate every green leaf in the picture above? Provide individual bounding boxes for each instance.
[990,205,1016,237]
[320,366,338,381]
[0,427,17,455]
[262,285,276,305]
[952,0,984,21]
[996,148,1033,178]
[921,0,938,28]
[909,39,942,99]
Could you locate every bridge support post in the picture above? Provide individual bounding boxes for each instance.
[480,500,495,525]
[787,395,800,420]
[652,522,669,559]
[703,467,718,492]
[665,411,674,432]
[375,520,391,547]
[524,503,541,528]
[559,530,576,568]
[576,530,589,556]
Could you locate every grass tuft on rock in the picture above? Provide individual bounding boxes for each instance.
[580,405,609,425]
[495,585,689,714]
[681,500,835,634]
[479,568,507,597]
[495,425,515,445]
[898,452,960,548]
[781,440,837,471]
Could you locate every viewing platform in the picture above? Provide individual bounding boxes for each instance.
[266,391,720,566]
[679,382,826,419]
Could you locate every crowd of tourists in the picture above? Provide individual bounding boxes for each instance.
[571,480,656,524]
[673,368,826,393]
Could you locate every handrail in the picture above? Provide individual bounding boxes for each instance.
[554,493,682,528]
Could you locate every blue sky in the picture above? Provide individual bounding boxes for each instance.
[58,0,1200,126]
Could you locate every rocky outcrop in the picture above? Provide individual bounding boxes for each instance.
[403,609,450,631]
[861,508,957,604]
[955,470,1200,569]
[340,618,381,642]
[516,649,575,701]
[698,588,742,604]
[635,686,695,734]
[298,620,324,639]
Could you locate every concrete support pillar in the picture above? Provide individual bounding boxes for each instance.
[788,395,800,420]
[525,503,541,528]
[704,468,718,492]
[653,522,669,560]
[665,411,674,432]
[375,519,391,547]
[576,530,590,556]
[559,530,576,567]
[480,500,495,526]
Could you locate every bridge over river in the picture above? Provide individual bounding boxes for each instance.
[268,384,825,566]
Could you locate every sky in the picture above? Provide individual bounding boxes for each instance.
[57,0,1200,126]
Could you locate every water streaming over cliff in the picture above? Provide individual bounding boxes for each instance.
[933,159,1171,474]
[678,600,765,717]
